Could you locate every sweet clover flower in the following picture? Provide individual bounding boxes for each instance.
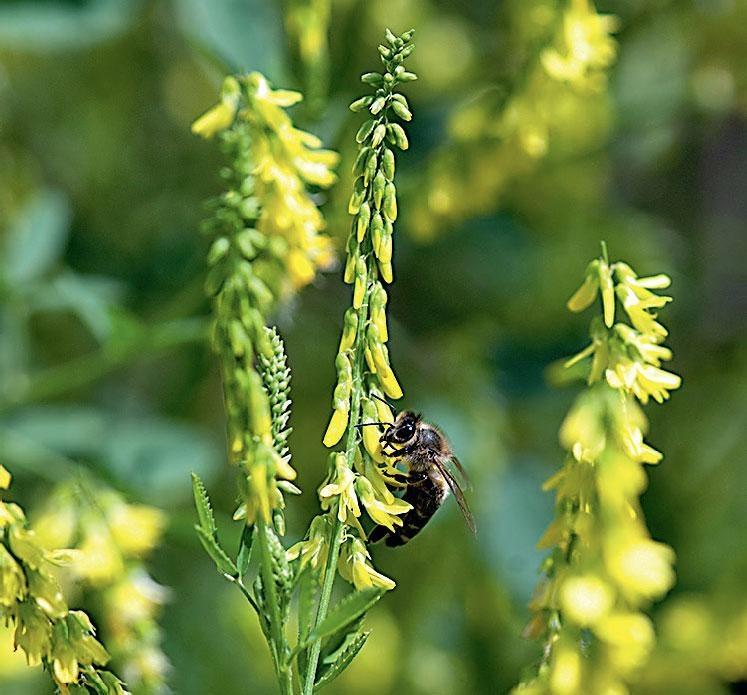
[515,250,681,695]
[194,72,338,529]
[0,466,127,693]
[409,0,618,238]
[33,482,168,693]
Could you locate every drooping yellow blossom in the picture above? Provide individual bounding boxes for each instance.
[409,0,618,239]
[541,0,619,92]
[32,482,167,693]
[0,470,127,693]
[338,537,395,592]
[286,515,331,571]
[196,73,338,534]
[515,252,680,694]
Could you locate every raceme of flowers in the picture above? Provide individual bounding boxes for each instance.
[0,466,128,694]
[514,252,681,695]
[33,482,168,693]
[193,72,339,529]
[289,28,418,593]
[409,0,618,239]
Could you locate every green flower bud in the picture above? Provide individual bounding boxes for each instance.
[391,100,412,121]
[357,202,371,242]
[355,119,376,144]
[349,95,373,112]
[371,123,387,148]
[373,170,387,209]
[384,182,398,221]
[382,147,395,180]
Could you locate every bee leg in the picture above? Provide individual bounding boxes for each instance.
[387,444,416,457]
[407,471,428,486]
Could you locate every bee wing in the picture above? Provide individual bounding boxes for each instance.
[433,458,476,536]
[448,454,471,490]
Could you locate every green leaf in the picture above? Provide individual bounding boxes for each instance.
[4,189,70,284]
[314,631,370,691]
[191,472,217,535]
[195,526,237,577]
[308,588,384,643]
[319,616,364,666]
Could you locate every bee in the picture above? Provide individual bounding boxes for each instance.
[359,401,476,546]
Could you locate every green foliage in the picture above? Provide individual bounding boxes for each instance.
[2,1,747,693]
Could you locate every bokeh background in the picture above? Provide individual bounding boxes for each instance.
[1,0,746,693]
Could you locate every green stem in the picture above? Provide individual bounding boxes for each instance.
[257,519,294,695]
[302,262,372,695]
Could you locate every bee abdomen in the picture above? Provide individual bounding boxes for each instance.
[372,471,447,547]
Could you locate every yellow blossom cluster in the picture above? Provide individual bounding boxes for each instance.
[409,0,618,239]
[0,466,127,694]
[291,29,417,592]
[33,482,168,694]
[515,252,681,695]
[193,73,338,529]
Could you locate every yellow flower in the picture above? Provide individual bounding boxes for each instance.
[74,526,124,586]
[28,570,67,619]
[191,76,241,138]
[0,465,10,489]
[286,515,330,570]
[14,600,52,667]
[355,477,411,531]
[104,570,169,638]
[542,0,618,92]
[549,644,583,694]
[0,544,27,606]
[605,537,675,601]
[338,538,395,591]
[323,408,349,448]
[560,574,614,626]
[108,502,166,558]
[596,611,655,672]
[319,454,360,524]
[615,283,669,340]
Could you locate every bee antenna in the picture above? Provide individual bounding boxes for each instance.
[354,421,391,429]
[371,393,395,411]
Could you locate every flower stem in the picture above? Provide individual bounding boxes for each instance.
[302,261,372,695]
[257,519,294,695]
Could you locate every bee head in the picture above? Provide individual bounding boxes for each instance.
[382,411,420,447]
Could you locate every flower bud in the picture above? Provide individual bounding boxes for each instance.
[356,202,371,242]
[339,307,358,352]
[373,170,386,209]
[353,256,367,309]
[383,182,397,221]
[371,123,387,148]
[382,147,395,180]
[387,122,409,149]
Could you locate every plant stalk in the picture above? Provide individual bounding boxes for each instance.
[257,519,294,695]
[301,261,372,695]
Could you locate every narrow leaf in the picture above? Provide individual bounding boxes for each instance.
[195,526,237,576]
[314,631,370,691]
[191,472,217,535]
[308,588,383,642]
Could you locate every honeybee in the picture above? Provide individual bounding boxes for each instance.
[359,401,476,546]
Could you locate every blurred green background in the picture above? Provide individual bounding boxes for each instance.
[1,0,746,693]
